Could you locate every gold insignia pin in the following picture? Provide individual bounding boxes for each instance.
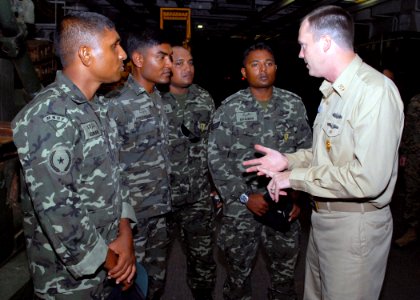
[199,122,206,132]
[326,139,331,152]
[284,132,289,142]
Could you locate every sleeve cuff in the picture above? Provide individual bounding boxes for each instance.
[289,168,308,192]
[122,202,137,228]
[67,236,108,278]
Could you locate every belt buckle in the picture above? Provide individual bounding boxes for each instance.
[311,200,319,212]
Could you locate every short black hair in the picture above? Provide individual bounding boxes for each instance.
[242,42,275,66]
[55,11,115,67]
[126,28,171,60]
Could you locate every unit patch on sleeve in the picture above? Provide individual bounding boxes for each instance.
[43,114,69,123]
[48,146,73,175]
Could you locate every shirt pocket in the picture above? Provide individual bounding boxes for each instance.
[80,135,112,180]
[186,109,212,137]
[322,118,344,138]
[232,121,260,148]
[274,122,295,149]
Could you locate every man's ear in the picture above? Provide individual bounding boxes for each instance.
[241,67,247,79]
[132,51,143,68]
[78,45,93,66]
[321,35,332,53]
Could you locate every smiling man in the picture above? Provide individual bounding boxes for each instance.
[208,42,312,300]
[108,28,173,300]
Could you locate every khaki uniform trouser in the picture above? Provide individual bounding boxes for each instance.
[304,205,392,300]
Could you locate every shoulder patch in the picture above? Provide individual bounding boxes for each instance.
[81,121,101,140]
[48,146,72,175]
[43,114,69,123]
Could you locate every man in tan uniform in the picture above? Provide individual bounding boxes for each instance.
[244,5,404,300]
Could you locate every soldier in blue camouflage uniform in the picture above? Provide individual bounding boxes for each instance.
[161,46,216,300]
[395,93,420,247]
[12,12,136,299]
[108,29,173,300]
[208,43,312,300]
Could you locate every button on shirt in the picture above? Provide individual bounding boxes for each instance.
[286,55,404,207]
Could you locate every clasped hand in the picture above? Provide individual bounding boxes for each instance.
[105,219,136,291]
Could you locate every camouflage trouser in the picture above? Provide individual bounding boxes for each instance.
[34,283,113,300]
[168,197,217,292]
[218,213,301,300]
[134,215,170,300]
[403,154,420,229]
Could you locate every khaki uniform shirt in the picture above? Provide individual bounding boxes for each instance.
[286,55,404,208]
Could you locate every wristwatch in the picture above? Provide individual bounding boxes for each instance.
[239,192,250,205]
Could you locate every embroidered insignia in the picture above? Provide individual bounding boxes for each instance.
[199,122,206,132]
[327,122,339,129]
[43,115,69,123]
[136,107,152,118]
[48,146,72,175]
[81,121,101,140]
[163,104,173,114]
[236,112,258,122]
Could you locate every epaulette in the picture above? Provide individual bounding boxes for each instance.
[274,87,301,100]
[220,89,248,106]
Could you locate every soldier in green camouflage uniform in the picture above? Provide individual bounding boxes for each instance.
[161,46,216,300]
[12,12,137,299]
[108,29,173,300]
[395,93,420,247]
[208,43,312,300]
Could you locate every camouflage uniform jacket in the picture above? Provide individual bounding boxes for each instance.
[400,94,420,156]
[208,87,312,217]
[162,84,215,207]
[12,71,134,297]
[108,74,172,218]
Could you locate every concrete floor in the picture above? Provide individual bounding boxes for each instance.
[1,181,419,300]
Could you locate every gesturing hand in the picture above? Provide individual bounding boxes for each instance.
[243,144,288,174]
[255,167,291,202]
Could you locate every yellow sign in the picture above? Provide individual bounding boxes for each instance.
[160,8,191,47]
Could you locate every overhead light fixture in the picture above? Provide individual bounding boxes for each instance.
[197,24,204,29]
